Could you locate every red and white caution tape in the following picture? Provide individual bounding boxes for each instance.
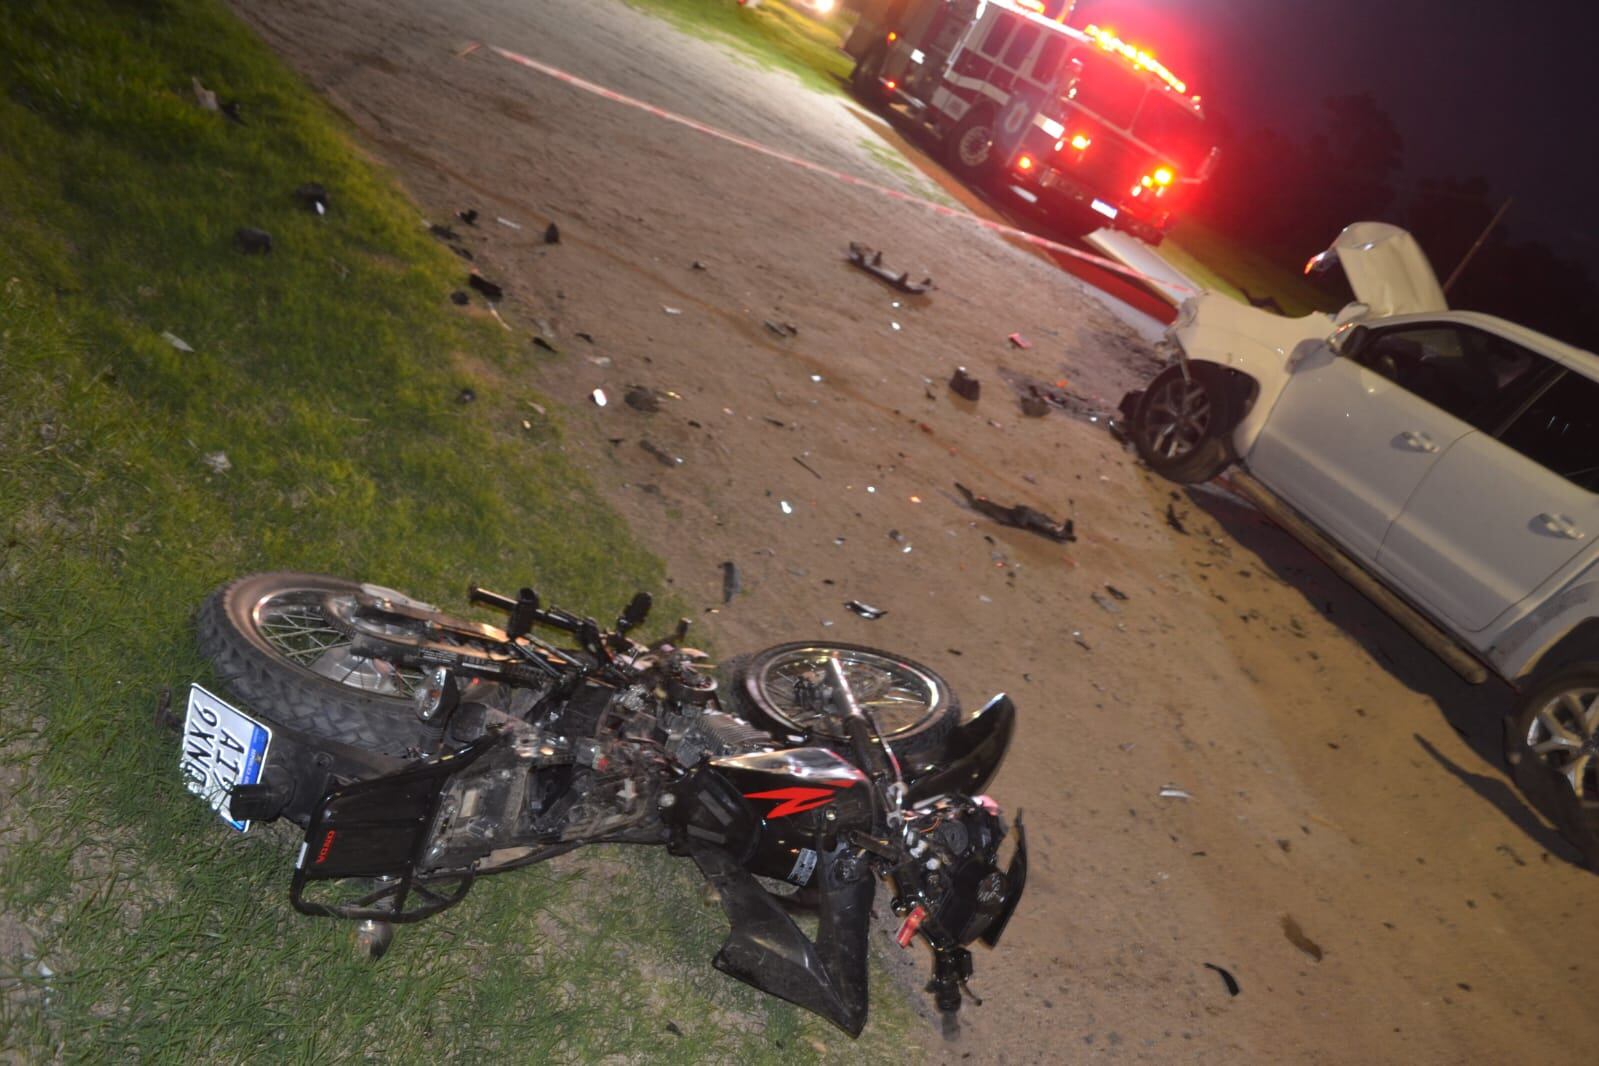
[488,45,1198,297]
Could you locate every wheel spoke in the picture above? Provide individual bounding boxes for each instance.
[1561,754,1592,797]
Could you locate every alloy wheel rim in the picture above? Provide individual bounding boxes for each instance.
[1144,376,1211,459]
[1524,686,1599,801]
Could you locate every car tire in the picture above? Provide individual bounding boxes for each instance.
[1506,661,1599,868]
[1131,365,1235,483]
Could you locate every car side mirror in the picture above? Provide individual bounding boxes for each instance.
[1330,324,1369,359]
[1332,301,1370,326]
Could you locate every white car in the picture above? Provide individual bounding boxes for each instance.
[1125,222,1599,852]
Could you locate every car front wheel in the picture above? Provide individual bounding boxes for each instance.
[1131,365,1234,483]
[1507,662,1599,867]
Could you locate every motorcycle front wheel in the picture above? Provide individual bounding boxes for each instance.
[720,642,959,763]
[196,571,505,754]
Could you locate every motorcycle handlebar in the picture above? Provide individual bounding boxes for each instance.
[468,586,517,612]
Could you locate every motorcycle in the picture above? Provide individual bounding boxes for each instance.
[182,572,1026,1035]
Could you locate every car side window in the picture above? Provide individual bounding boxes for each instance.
[1496,371,1599,492]
[1356,324,1543,431]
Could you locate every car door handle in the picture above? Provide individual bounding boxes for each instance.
[1400,430,1440,454]
[1538,513,1586,540]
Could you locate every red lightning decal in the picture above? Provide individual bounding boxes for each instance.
[745,785,848,819]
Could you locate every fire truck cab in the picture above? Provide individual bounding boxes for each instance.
[845,0,1217,244]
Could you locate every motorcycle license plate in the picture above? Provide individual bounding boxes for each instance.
[180,684,272,832]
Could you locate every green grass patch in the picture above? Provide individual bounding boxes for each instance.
[620,0,856,95]
[0,0,916,1059]
[1164,218,1342,316]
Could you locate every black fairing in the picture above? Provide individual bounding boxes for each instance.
[902,693,1015,803]
[704,748,872,883]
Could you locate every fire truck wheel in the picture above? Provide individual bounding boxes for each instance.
[945,107,998,179]
[850,46,885,102]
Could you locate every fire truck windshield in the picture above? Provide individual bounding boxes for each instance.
[1063,50,1143,128]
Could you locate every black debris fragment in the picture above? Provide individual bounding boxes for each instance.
[458,208,479,225]
[429,223,461,241]
[293,182,328,214]
[720,561,741,604]
[665,1021,684,1038]
[764,320,800,338]
[639,439,682,467]
[234,227,272,254]
[1165,502,1189,535]
[948,367,981,402]
[792,456,822,480]
[220,100,245,125]
[449,291,470,306]
[468,274,504,302]
[844,600,887,620]
[624,386,662,413]
[1018,386,1051,418]
[575,331,595,343]
[691,260,708,271]
[954,482,1075,543]
[543,221,561,244]
[532,335,558,353]
[456,387,476,404]
[1203,963,1241,997]
[1105,585,1129,601]
[1280,916,1324,962]
[845,241,932,294]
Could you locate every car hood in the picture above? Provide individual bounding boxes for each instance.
[1311,222,1447,317]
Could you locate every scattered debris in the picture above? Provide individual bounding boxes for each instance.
[428,223,461,242]
[1071,630,1091,651]
[954,483,1075,543]
[201,451,231,474]
[1006,332,1031,350]
[1105,585,1129,601]
[591,388,608,407]
[764,319,800,338]
[663,306,683,316]
[450,291,470,306]
[1158,786,1192,800]
[191,76,219,112]
[846,241,932,294]
[779,500,794,515]
[160,331,193,353]
[533,335,559,353]
[792,456,822,480]
[640,439,683,467]
[1165,502,1189,535]
[292,182,328,215]
[458,208,479,226]
[543,221,561,244]
[1018,387,1050,418]
[585,354,611,367]
[1203,963,1241,997]
[234,227,272,254]
[1090,592,1121,614]
[844,600,887,620]
[624,386,662,413]
[467,274,504,302]
[454,41,482,58]
[575,331,595,343]
[720,561,742,603]
[665,1021,684,1038]
[496,216,522,230]
[948,367,981,402]
[456,387,476,404]
[220,100,244,124]
[1280,916,1324,961]
[690,260,708,271]
[888,530,906,545]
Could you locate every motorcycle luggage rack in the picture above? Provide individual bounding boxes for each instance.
[290,737,500,923]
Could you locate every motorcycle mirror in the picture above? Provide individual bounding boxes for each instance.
[618,591,652,634]
[507,587,541,640]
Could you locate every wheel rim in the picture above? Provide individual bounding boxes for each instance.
[250,588,422,699]
[1143,375,1211,459]
[957,124,993,169]
[1523,687,1599,802]
[754,647,942,739]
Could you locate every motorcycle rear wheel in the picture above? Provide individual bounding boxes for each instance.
[720,642,959,763]
[196,571,499,754]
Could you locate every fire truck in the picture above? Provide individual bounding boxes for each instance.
[843,0,1217,244]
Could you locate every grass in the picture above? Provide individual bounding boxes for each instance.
[0,0,918,1060]
[620,0,856,95]
[1163,218,1342,316]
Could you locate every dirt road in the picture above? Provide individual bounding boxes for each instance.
[237,1,1598,1061]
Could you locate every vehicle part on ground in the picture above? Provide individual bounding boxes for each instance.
[846,241,933,294]
[193,574,1022,1035]
[1131,365,1234,483]
[954,482,1076,543]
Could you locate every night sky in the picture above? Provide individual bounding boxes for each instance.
[1071,0,1599,271]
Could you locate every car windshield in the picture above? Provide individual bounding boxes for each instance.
[1132,94,1210,173]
